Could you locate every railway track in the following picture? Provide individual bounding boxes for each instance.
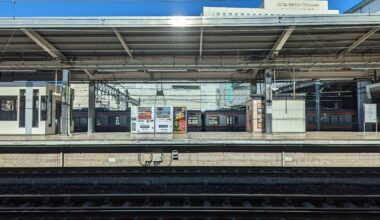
[1,167,380,178]
[0,194,379,219]
[1,168,379,218]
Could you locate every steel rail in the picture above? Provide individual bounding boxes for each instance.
[0,167,380,178]
[0,194,379,218]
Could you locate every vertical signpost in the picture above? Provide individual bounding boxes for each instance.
[364,104,378,133]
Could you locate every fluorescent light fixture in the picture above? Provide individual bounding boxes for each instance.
[169,17,189,27]
[147,69,188,72]
[97,69,139,72]
[198,68,238,72]
[0,70,37,73]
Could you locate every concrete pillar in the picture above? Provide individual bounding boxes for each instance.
[315,80,321,131]
[265,69,273,134]
[357,79,372,131]
[88,80,96,134]
[60,70,71,135]
[25,82,33,134]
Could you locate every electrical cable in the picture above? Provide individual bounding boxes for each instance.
[0,29,15,60]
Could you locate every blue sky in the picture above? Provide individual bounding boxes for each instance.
[0,0,363,17]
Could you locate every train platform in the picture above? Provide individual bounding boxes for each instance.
[0,132,380,148]
[1,132,380,168]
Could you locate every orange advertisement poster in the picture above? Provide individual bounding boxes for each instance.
[173,107,187,134]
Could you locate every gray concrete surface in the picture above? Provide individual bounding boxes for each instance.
[1,132,380,147]
[1,152,380,168]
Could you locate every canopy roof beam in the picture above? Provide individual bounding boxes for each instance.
[113,28,133,59]
[266,26,295,60]
[84,69,96,79]
[199,27,204,61]
[337,26,380,58]
[21,28,67,61]
[22,28,98,79]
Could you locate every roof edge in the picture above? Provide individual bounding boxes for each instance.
[345,0,375,14]
[0,14,379,28]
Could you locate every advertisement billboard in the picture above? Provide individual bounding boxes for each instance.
[173,106,187,134]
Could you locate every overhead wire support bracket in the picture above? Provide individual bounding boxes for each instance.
[96,81,140,106]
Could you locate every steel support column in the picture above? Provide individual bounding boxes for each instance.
[60,70,71,135]
[25,82,33,135]
[88,80,96,134]
[357,79,372,131]
[265,69,273,134]
[315,80,321,131]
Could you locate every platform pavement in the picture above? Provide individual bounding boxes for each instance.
[0,132,380,147]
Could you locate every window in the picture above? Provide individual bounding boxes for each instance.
[74,117,80,128]
[74,117,87,127]
[80,117,87,126]
[339,115,352,125]
[330,115,339,125]
[321,115,329,125]
[227,116,233,125]
[19,90,25,127]
[307,116,315,124]
[96,116,102,126]
[40,96,47,121]
[32,89,39,127]
[0,96,17,121]
[188,116,199,125]
[235,13,238,16]
[217,13,220,16]
[226,116,239,125]
[109,116,121,126]
[234,116,239,125]
[208,116,220,125]
[223,13,226,16]
[125,115,130,125]
[229,13,232,16]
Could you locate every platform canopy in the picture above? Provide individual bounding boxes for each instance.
[0,14,379,81]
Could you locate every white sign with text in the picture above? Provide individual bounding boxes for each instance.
[364,104,377,123]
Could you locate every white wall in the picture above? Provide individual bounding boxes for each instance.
[0,86,46,135]
[0,84,63,135]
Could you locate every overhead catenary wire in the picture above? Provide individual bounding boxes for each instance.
[0,29,15,59]
[0,0,257,2]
